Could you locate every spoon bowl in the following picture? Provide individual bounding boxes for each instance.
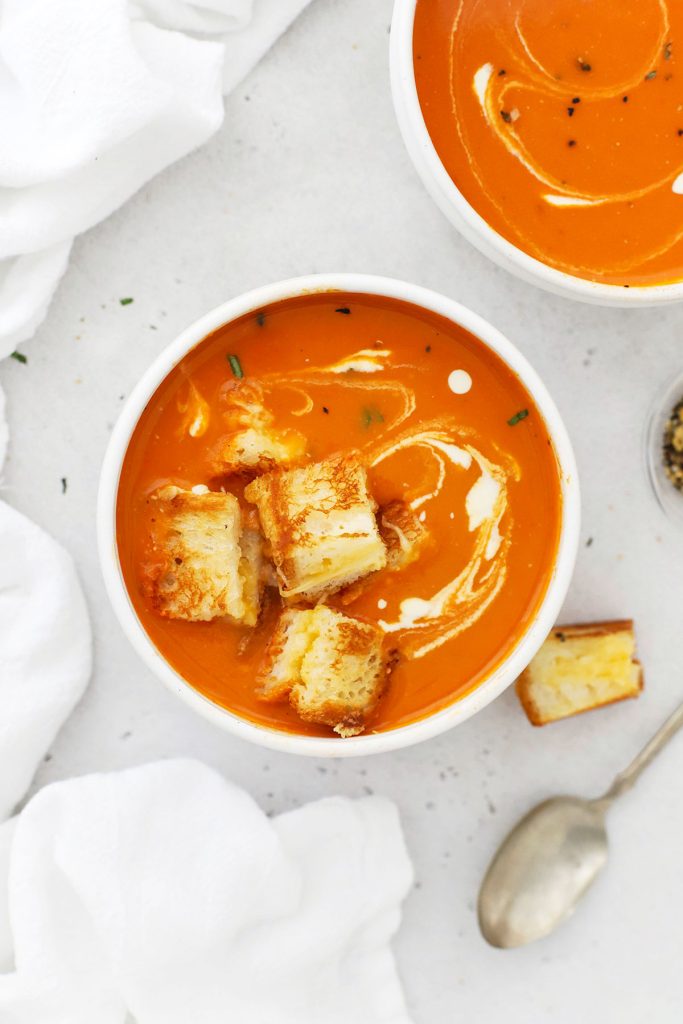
[478,797,608,948]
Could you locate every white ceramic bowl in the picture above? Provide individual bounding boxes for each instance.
[98,273,580,757]
[390,0,683,308]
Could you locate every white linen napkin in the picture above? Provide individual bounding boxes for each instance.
[0,0,312,360]
[0,759,415,1024]
[0,494,92,822]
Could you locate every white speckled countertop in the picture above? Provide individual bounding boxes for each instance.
[2,1,683,1020]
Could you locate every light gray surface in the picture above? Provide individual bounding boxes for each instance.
[2,0,683,1020]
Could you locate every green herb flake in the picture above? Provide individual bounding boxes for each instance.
[507,408,529,426]
[227,353,244,379]
[255,312,266,327]
[645,70,657,80]
[119,297,134,306]
[10,351,27,364]
[578,60,592,72]
[664,41,673,61]
[361,405,384,429]
[335,307,351,315]
[500,109,512,123]
[61,477,68,494]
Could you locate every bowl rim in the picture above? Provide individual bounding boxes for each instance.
[390,0,683,308]
[97,272,580,757]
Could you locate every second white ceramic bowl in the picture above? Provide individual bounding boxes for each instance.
[390,0,683,308]
[98,273,580,757]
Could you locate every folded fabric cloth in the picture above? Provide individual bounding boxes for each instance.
[0,495,92,821]
[0,0,311,360]
[0,759,415,1024]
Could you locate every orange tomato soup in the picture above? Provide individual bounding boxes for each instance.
[117,293,563,736]
[413,0,683,286]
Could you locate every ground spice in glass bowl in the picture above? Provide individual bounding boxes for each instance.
[646,372,683,526]
[663,400,683,492]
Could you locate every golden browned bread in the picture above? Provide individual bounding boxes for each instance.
[378,500,430,571]
[516,620,643,726]
[257,605,389,736]
[210,378,306,476]
[339,500,431,605]
[145,486,263,624]
[244,451,387,603]
[209,426,307,477]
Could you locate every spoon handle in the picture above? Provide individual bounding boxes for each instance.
[599,700,683,805]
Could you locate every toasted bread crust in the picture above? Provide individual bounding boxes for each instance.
[257,606,393,736]
[144,486,263,624]
[379,500,431,572]
[245,451,387,603]
[517,620,643,726]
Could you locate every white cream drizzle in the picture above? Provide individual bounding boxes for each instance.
[672,173,683,195]
[473,62,493,107]
[327,348,392,374]
[448,369,473,394]
[543,194,605,208]
[368,418,519,659]
[177,382,210,438]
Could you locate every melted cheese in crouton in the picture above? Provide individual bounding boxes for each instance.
[516,621,642,726]
[340,500,431,605]
[145,486,263,624]
[258,606,389,736]
[244,451,387,602]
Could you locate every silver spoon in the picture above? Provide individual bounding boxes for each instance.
[478,700,683,948]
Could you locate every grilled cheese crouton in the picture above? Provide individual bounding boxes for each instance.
[145,486,263,624]
[379,500,430,571]
[340,500,431,605]
[210,378,306,476]
[244,451,387,603]
[258,606,388,736]
[209,426,307,477]
[517,620,643,726]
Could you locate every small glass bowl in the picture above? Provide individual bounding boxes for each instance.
[646,370,683,528]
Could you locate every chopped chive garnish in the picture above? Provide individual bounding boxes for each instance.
[335,307,351,315]
[645,70,657,80]
[508,409,529,426]
[255,312,266,327]
[61,477,68,494]
[322,406,330,414]
[227,354,244,378]
[664,42,672,61]
[578,60,592,72]
[119,297,134,306]
[500,110,512,123]
[361,405,384,429]
[10,351,27,364]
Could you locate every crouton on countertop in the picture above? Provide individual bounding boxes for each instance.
[258,605,390,736]
[144,486,263,624]
[516,620,642,726]
[244,451,387,603]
